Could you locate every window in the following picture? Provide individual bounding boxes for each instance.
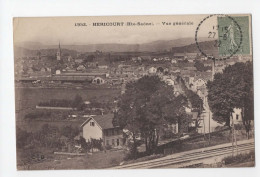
[106,140,109,145]
[111,129,114,136]
[112,139,115,146]
[117,139,120,146]
[90,121,95,126]
[236,114,239,120]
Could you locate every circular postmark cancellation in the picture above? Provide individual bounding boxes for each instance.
[195,14,246,61]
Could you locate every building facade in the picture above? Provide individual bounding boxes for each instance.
[80,114,124,148]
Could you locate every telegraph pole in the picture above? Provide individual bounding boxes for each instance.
[208,110,211,144]
[231,113,234,156]
[208,59,215,144]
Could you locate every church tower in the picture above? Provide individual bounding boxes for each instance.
[56,42,61,60]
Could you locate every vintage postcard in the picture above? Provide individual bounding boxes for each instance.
[14,14,254,170]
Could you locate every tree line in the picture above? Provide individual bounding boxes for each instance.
[207,61,253,138]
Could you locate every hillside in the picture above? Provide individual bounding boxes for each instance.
[14,37,213,53]
[14,47,78,58]
[14,39,218,59]
[171,40,218,54]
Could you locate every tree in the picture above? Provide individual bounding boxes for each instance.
[71,94,84,110]
[79,136,90,152]
[186,90,203,110]
[232,62,253,138]
[16,127,30,148]
[60,125,79,139]
[177,76,203,113]
[194,60,206,72]
[207,61,254,135]
[84,55,95,63]
[113,75,189,156]
[157,67,164,73]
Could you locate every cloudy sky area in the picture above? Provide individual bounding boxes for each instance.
[13,15,219,45]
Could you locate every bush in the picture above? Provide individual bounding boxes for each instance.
[110,158,120,165]
[234,124,245,130]
[223,151,255,165]
[105,145,112,150]
[123,143,139,161]
[60,125,79,139]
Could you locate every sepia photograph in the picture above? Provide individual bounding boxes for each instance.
[13,14,254,170]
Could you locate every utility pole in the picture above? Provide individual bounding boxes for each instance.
[203,110,206,139]
[208,110,211,144]
[231,112,238,156]
[208,59,215,144]
[231,113,234,156]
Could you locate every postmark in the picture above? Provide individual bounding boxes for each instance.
[195,14,250,60]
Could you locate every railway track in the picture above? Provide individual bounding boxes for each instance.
[113,141,254,169]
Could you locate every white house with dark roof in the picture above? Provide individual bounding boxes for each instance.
[148,67,157,74]
[92,76,105,84]
[80,114,123,147]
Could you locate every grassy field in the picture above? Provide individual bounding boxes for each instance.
[15,87,120,123]
[18,149,126,170]
[16,119,85,132]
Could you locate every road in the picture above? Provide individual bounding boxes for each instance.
[112,139,254,169]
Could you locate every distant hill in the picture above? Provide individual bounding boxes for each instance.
[15,41,43,50]
[14,46,78,58]
[14,47,38,58]
[14,37,213,53]
[171,40,218,54]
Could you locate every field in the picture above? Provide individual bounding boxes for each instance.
[15,87,120,119]
[18,149,126,170]
[16,119,85,132]
[16,87,121,132]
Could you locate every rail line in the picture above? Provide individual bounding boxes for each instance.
[113,141,254,169]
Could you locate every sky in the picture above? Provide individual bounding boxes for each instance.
[13,15,251,45]
[13,15,216,45]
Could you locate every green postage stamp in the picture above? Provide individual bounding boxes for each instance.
[217,15,250,56]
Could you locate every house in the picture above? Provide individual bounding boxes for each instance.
[187,111,199,131]
[188,58,195,63]
[165,78,175,86]
[186,53,199,59]
[92,76,105,84]
[77,64,86,71]
[201,57,208,61]
[215,65,226,73]
[191,78,207,91]
[67,56,73,62]
[231,108,243,125]
[183,66,197,71]
[56,70,61,75]
[171,59,177,64]
[122,68,134,76]
[141,56,151,61]
[40,67,46,72]
[148,67,157,74]
[87,62,98,68]
[75,59,84,64]
[80,114,123,147]
[165,123,179,134]
[153,58,158,62]
[98,65,108,69]
[174,53,185,59]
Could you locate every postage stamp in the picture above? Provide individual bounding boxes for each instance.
[195,14,251,60]
[217,15,250,56]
